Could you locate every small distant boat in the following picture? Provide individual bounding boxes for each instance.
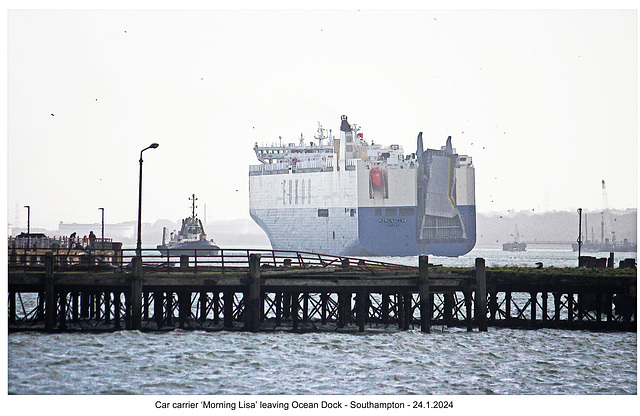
[157,194,220,257]
[502,241,527,252]
[502,225,527,252]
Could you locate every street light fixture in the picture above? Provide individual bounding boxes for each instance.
[98,208,105,250]
[136,143,159,258]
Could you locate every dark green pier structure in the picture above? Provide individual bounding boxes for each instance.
[7,248,637,333]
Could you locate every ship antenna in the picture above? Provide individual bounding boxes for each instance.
[315,122,325,146]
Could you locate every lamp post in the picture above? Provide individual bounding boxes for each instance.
[577,208,583,263]
[24,205,30,234]
[24,205,30,248]
[136,143,159,258]
[98,208,105,250]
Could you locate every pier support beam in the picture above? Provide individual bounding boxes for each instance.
[488,289,498,324]
[531,292,537,323]
[337,293,350,328]
[321,293,328,325]
[356,292,366,332]
[114,292,121,329]
[143,292,149,320]
[199,292,208,323]
[154,291,163,328]
[282,293,291,319]
[213,292,220,325]
[9,292,16,325]
[80,293,89,319]
[44,253,56,331]
[223,291,234,329]
[291,292,299,331]
[403,293,411,330]
[72,292,79,322]
[178,291,190,329]
[382,294,390,325]
[275,292,282,327]
[246,254,261,332]
[568,293,574,321]
[130,256,143,330]
[596,293,603,323]
[165,292,174,325]
[443,293,454,327]
[104,292,111,324]
[554,292,561,322]
[464,290,473,332]
[396,294,404,329]
[36,292,45,321]
[606,293,613,322]
[419,255,431,333]
[505,292,512,323]
[59,291,67,330]
[302,293,310,323]
[475,258,487,332]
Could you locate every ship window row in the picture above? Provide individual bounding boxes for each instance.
[317,208,356,218]
[343,207,356,217]
[283,179,312,206]
[374,207,415,217]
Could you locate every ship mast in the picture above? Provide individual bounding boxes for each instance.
[189,194,198,219]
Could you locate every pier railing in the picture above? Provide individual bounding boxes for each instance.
[140,248,416,273]
[7,246,417,274]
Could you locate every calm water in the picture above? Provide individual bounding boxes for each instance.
[7,248,637,397]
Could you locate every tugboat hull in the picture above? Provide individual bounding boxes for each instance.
[157,240,219,257]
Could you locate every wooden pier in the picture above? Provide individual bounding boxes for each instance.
[7,248,637,333]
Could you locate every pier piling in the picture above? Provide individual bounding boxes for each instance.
[44,253,55,331]
[419,255,431,333]
[464,290,473,332]
[246,254,261,332]
[475,258,488,332]
[223,291,233,329]
[131,256,143,330]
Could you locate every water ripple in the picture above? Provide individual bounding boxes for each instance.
[8,328,636,395]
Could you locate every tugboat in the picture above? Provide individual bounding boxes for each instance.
[157,194,220,257]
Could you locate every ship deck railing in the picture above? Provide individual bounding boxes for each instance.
[249,158,420,176]
[7,247,418,275]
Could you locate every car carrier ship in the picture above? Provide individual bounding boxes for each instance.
[248,115,476,257]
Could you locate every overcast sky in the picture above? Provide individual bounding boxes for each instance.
[5,4,637,230]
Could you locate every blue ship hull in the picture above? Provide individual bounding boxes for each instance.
[357,205,476,257]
